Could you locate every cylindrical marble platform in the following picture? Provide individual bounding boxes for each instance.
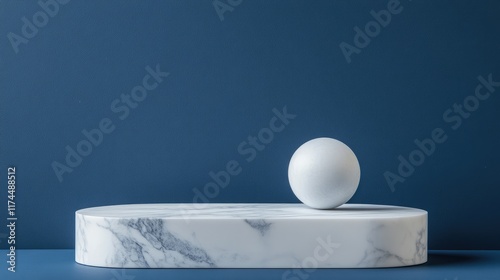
[75,203,427,268]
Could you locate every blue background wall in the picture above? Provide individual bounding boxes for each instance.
[1,0,499,250]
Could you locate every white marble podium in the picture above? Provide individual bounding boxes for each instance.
[75,203,427,268]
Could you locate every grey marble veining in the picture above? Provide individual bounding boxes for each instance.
[75,203,427,268]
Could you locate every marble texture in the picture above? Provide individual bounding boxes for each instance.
[75,203,427,268]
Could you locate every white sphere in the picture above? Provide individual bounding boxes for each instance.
[288,137,361,209]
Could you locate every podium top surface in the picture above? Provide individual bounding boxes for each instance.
[76,203,427,220]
